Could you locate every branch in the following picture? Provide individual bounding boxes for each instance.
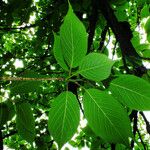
[0,77,65,81]
[140,112,150,134]
[141,57,150,61]
[131,111,138,148]
[68,79,84,114]
[0,54,52,60]
[88,0,98,52]
[0,9,56,32]
[98,0,141,61]
[98,24,109,51]
[137,128,146,150]
[122,53,130,74]
[112,41,117,60]
[134,65,147,77]
[129,110,137,121]
[0,24,37,31]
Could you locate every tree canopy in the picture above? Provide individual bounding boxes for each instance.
[0,0,150,149]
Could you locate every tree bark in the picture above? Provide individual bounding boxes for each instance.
[98,0,140,61]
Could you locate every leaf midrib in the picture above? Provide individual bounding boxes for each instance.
[60,92,68,141]
[79,61,109,73]
[70,21,74,70]
[86,90,127,144]
[111,82,150,99]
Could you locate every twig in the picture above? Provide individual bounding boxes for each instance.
[68,80,84,114]
[141,57,150,61]
[0,24,37,31]
[140,112,150,134]
[88,0,98,52]
[104,27,111,51]
[112,41,117,60]
[137,128,146,150]
[122,53,130,74]
[0,77,65,81]
[98,24,109,51]
[130,111,138,148]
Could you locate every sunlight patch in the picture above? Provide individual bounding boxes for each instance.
[13,59,24,69]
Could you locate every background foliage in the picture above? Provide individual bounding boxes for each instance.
[0,0,150,149]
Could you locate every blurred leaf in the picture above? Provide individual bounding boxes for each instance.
[109,0,127,5]
[16,102,35,143]
[0,101,15,128]
[11,71,44,94]
[137,0,146,7]
[115,144,127,150]
[115,8,128,21]
[83,125,96,137]
[145,17,150,34]
[140,4,149,18]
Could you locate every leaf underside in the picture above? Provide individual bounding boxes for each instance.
[53,34,69,71]
[60,4,87,68]
[83,89,132,146]
[109,75,150,110]
[48,91,80,147]
[79,53,114,81]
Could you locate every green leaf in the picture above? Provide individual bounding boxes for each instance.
[0,101,15,128]
[134,43,150,57]
[16,102,35,143]
[137,0,146,7]
[131,31,140,47]
[83,89,132,146]
[115,8,128,22]
[147,34,150,43]
[109,75,150,110]
[60,4,87,68]
[140,4,149,18]
[11,71,43,94]
[79,53,114,81]
[142,49,150,57]
[53,34,69,71]
[135,43,150,52]
[115,144,126,150]
[145,17,150,34]
[109,0,127,5]
[48,91,80,147]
